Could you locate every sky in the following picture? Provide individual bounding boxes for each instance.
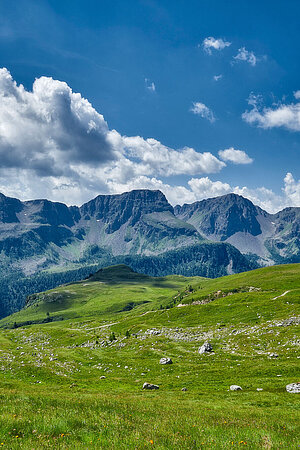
[0,0,299,212]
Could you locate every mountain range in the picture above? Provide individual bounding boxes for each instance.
[0,189,299,317]
[175,193,300,265]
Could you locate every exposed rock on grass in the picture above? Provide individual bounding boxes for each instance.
[143,382,159,390]
[230,385,242,391]
[286,382,300,393]
[199,342,213,354]
[159,357,172,365]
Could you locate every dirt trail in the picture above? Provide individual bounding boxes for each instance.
[272,290,290,300]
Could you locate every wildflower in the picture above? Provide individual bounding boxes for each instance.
[150,440,154,444]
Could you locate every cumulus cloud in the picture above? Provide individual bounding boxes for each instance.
[188,177,232,199]
[283,172,300,206]
[106,175,196,206]
[0,68,118,178]
[107,173,299,213]
[0,68,227,204]
[190,102,216,123]
[242,92,300,131]
[145,78,156,92]
[188,174,299,212]
[218,148,253,164]
[202,37,231,54]
[0,69,297,213]
[233,47,257,66]
[123,136,225,176]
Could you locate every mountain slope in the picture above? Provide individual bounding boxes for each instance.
[0,264,298,448]
[0,190,255,318]
[175,193,300,265]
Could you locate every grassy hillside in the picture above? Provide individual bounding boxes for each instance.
[0,264,299,448]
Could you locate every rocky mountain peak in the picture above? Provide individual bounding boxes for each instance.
[80,189,173,233]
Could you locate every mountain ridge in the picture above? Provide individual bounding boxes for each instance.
[0,189,298,318]
[174,193,300,265]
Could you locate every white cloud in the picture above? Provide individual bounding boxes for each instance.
[233,47,257,66]
[106,173,300,212]
[0,67,226,205]
[106,175,196,207]
[0,68,297,214]
[242,93,300,131]
[218,147,253,164]
[190,102,216,123]
[213,74,223,81]
[145,78,156,92]
[202,37,231,54]
[283,172,300,207]
[188,177,232,199]
[0,67,117,177]
[188,174,300,212]
[123,136,225,176]
[294,90,300,100]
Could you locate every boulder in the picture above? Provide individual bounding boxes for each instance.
[198,342,213,354]
[159,357,172,365]
[230,385,242,391]
[286,382,300,394]
[143,382,159,390]
[182,387,188,391]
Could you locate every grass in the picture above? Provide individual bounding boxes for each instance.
[0,264,299,448]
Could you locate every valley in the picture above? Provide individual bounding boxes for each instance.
[1,189,299,319]
[0,264,299,448]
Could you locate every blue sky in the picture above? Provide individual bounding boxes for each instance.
[0,0,299,211]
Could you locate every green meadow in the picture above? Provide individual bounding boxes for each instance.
[0,264,299,448]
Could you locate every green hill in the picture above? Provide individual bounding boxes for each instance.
[0,264,299,448]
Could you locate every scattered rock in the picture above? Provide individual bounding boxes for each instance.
[230,385,242,391]
[198,342,213,354]
[182,387,188,391]
[256,388,263,391]
[159,357,172,365]
[286,382,300,394]
[143,382,159,390]
[269,353,278,358]
[100,376,106,379]
[69,383,77,388]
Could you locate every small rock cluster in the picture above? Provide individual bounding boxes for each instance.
[286,382,300,394]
